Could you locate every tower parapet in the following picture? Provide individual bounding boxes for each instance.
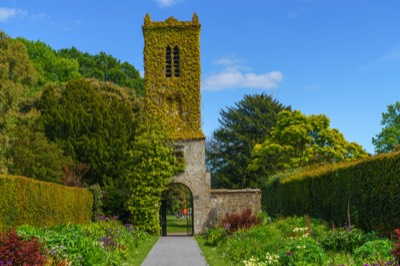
[143,13,204,140]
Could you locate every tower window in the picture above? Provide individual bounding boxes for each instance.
[173,46,180,77]
[166,46,172,78]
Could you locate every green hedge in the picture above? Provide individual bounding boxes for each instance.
[0,175,93,229]
[262,152,400,234]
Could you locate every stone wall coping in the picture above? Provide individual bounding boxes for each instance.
[210,188,261,194]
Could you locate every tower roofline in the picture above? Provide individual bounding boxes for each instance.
[143,13,200,30]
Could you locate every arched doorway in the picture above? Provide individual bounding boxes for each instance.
[160,183,194,236]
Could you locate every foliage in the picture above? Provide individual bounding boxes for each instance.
[392,229,400,262]
[221,208,262,232]
[353,239,395,265]
[87,183,104,221]
[127,117,184,234]
[0,32,37,174]
[321,226,366,253]
[204,227,227,246]
[0,175,92,228]
[17,219,154,266]
[206,93,291,189]
[18,38,80,85]
[0,228,46,265]
[280,237,326,265]
[250,110,368,177]
[143,14,204,140]
[39,79,141,220]
[7,122,70,183]
[373,101,400,154]
[57,47,143,95]
[39,79,140,185]
[198,215,397,266]
[18,38,143,95]
[262,152,400,235]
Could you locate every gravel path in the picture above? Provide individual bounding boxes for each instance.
[141,236,208,266]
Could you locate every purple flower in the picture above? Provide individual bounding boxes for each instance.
[286,251,292,256]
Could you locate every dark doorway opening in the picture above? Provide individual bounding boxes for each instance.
[160,183,193,236]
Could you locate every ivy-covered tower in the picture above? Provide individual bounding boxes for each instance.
[142,14,261,235]
[143,13,204,140]
[143,13,211,235]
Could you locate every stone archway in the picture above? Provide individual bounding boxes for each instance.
[161,183,194,236]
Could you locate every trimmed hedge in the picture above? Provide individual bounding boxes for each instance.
[0,175,93,229]
[262,152,400,235]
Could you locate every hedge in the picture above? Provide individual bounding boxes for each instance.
[262,152,400,235]
[0,175,93,229]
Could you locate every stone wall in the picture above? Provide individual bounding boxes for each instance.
[209,189,261,227]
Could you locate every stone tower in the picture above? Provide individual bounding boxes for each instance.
[143,14,261,235]
[143,13,211,234]
[143,13,203,140]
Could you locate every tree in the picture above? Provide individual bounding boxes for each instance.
[372,101,400,154]
[57,48,144,95]
[0,32,37,174]
[206,93,291,189]
[39,79,140,185]
[249,110,368,176]
[17,38,81,85]
[127,115,183,233]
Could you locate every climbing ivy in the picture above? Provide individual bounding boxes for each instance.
[142,13,204,140]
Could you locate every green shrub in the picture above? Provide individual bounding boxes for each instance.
[204,227,227,246]
[354,239,395,265]
[0,175,93,228]
[87,183,104,221]
[17,219,149,265]
[321,227,366,253]
[279,237,327,266]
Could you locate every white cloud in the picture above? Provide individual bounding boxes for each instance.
[154,0,184,7]
[0,7,17,22]
[202,56,283,91]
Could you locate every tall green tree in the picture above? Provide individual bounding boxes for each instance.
[39,78,141,221]
[127,116,183,233]
[206,93,291,189]
[17,38,81,85]
[39,79,140,185]
[57,48,143,95]
[0,32,36,173]
[250,110,368,176]
[372,101,400,154]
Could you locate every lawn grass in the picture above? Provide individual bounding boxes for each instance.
[195,235,233,266]
[127,234,159,266]
[167,214,193,235]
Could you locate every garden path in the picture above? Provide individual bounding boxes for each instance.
[141,236,208,266]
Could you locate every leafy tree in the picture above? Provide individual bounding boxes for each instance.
[372,101,400,153]
[57,47,143,95]
[7,121,70,183]
[39,78,141,220]
[0,32,37,174]
[17,38,80,85]
[206,93,291,189]
[39,78,140,185]
[127,115,183,233]
[249,110,368,175]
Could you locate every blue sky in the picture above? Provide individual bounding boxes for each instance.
[1,0,400,154]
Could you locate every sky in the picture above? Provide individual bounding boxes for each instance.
[1,0,400,154]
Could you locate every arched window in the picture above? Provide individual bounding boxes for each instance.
[166,46,172,78]
[173,46,180,77]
